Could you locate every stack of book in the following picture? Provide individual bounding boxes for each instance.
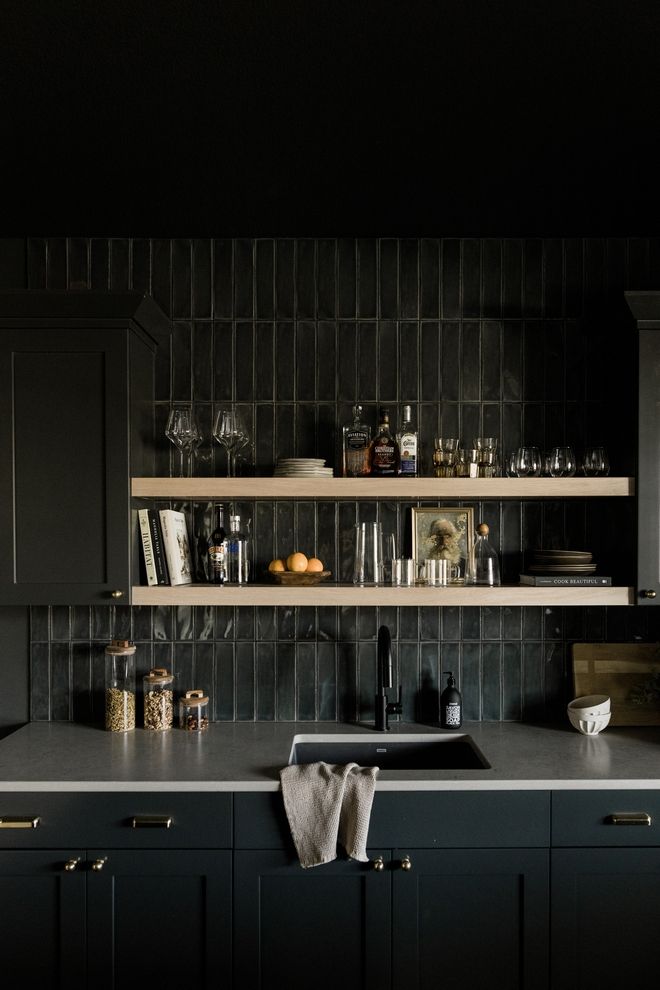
[520,549,611,586]
[138,508,193,586]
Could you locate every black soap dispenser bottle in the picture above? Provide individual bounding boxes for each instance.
[440,671,462,729]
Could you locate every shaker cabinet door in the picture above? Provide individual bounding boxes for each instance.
[0,329,131,604]
[86,849,232,990]
[0,849,87,987]
[233,849,392,990]
[392,848,550,990]
[551,848,660,989]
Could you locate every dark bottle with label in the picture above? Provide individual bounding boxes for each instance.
[440,671,462,729]
[207,503,227,584]
[369,407,400,476]
[342,404,371,477]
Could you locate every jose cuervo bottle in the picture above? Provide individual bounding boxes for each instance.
[396,404,418,476]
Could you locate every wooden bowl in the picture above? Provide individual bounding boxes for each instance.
[270,570,331,586]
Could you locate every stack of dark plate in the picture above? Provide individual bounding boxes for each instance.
[528,549,596,575]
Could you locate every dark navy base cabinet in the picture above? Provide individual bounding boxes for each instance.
[393,848,549,990]
[233,792,551,990]
[0,292,169,605]
[0,792,233,989]
[550,790,660,989]
[551,848,660,989]
[234,849,391,990]
[0,849,87,988]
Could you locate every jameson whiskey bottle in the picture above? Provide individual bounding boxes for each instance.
[342,404,371,476]
[369,407,400,476]
[207,504,227,584]
[396,404,418,477]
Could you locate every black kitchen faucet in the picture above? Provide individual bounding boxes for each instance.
[374,624,402,731]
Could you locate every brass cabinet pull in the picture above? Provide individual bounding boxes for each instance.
[371,856,385,871]
[111,590,124,599]
[131,815,173,829]
[605,813,652,826]
[64,857,81,872]
[399,855,412,871]
[640,589,657,599]
[0,816,40,829]
[91,857,108,871]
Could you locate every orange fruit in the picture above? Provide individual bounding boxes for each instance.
[306,557,324,573]
[268,558,285,574]
[286,551,308,572]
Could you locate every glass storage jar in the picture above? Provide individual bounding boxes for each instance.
[104,639,136,732]
[179,689,209,732]
[143,667,175,730]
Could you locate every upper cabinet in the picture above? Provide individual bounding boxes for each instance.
[0,292,170,605]
[626,291,660,605]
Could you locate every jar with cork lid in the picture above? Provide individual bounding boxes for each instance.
[104,639,136,732]
[143,668,175,730]
[179,690,209,732]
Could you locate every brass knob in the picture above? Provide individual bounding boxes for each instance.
[64,858,80,872]
[400,855,412,871]
[641,589,657,599]
[371,856,385,872]
[111,590,124,599]
[92,857,107,872]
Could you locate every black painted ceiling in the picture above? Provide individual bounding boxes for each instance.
[2,0,659,235]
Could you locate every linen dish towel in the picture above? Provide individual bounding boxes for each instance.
[280,761,379,869]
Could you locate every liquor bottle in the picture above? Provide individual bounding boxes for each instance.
[207,504,228,584]
[369,407,400,476]
[440,671,462,729]
[396,405,418,477]
[342,404,371,476]
[471,522,501,586]
[227,514,250,584]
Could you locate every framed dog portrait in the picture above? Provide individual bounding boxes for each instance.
[411,506,475,584]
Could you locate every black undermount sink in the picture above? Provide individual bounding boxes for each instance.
[288,733,491,771]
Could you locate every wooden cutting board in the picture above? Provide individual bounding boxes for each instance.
[572,643,660,725]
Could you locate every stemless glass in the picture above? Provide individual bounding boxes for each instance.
[515,446,542,477]
[213,408,249,477]
[582,446,610,477]
[165,406,202,477]
[547,446,577,477]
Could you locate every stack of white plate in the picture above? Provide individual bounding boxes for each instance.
[274,458,334,477]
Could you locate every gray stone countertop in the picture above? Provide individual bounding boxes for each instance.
[1,720,660,791]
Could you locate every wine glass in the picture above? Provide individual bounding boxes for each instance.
[514,445,541,477]
[547,446,577,477]
[165,406,202,477]
[582,446,610,476]
[213,408,250,477]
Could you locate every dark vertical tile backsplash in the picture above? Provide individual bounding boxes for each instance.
[26,237,660,725]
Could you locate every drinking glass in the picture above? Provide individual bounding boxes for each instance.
[213,408,250,477]
[165,406,202,477]
[515,446,541,477]
[582,446,610,476]
[505,451,518,477]
[352,522,384,585]
[547,446,577,477]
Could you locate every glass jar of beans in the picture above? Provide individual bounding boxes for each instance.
[179,690,209,732]
[104,640,136,732]
[143,668,174,730]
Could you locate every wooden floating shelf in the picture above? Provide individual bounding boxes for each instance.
[131,584,634,607]
[132,477,634,500]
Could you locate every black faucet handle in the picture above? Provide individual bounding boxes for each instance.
[387,684,403,716]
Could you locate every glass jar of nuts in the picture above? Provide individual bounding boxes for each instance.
[104,639,136,732]
[179,690,209,732]
[143,668,174,730]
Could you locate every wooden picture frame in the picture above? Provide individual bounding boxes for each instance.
[411,506,475,584]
